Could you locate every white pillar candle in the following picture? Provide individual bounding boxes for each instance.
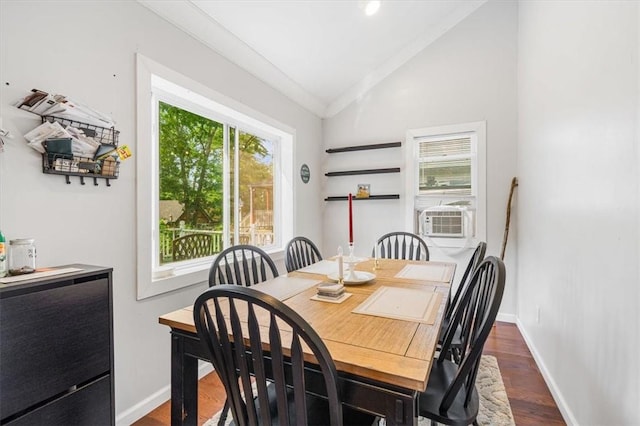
[337,246,344,281]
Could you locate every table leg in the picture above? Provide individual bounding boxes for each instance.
[168,328,419,426]
[382,393,418,426]
[171,333,199,426]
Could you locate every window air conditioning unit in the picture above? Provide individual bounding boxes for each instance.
[421,207,467,238]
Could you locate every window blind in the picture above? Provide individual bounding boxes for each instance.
[417,136,472,195]
[418,137,471,159]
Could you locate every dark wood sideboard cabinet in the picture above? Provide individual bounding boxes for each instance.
[0,265,114,426]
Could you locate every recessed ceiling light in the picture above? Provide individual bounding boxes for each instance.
[364,0,381,16]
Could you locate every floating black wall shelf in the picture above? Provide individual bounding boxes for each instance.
[325,141,401,154]
[324,195,400,201]
[324,141,402,202]
[325,167,400,177]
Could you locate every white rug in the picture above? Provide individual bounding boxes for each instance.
[473,355,515,426]
[204,355,515,426]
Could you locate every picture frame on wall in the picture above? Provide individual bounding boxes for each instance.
[356,183,370,198]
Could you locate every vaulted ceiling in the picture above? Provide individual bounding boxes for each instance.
[139,0,486,117]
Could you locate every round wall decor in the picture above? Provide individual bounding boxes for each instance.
[300,163,310,183]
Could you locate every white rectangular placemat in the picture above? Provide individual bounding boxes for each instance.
[0,267,84,284]
[394,264,452,283]
[297,260,338,276]
[253,276,321,301]
[352,286,441,324]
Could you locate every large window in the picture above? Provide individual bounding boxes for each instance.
[137,55,293,299]
[156,101,276,265]
[405,122,486,249]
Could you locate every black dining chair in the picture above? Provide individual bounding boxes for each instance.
[208,244,279,424]
[372,231,429,261]
[438,241,487,363]
[284,236,323,272]
[193,285,377,426]
[418,256,505,426]
[208,245,279,288]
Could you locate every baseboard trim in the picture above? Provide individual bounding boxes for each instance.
[515,319,578,426]
[116,362,214,426]
[496,312,516,323]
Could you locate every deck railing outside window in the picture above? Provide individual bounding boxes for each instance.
[159,227,274,263]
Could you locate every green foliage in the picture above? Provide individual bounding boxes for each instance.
[158,102,274,230]
[159,102,223,227]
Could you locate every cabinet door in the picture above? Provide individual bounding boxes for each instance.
[0,278,111,419]
[4,375,112,426]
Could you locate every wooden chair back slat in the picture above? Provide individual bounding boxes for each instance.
[373,231,429,261]
[438,256,505,412]
[209,245,279,288]
[284,237,323,272]
[194,286,344,425]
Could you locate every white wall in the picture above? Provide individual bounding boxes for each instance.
[517,1,640,424]
[322,0,519,318]
[0,1,323,423]
[4,1,637,424]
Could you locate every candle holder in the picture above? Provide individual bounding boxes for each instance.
[373,244,381,270]
[346,243,358,280]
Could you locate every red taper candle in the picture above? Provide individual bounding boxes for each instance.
[348,193,353,243]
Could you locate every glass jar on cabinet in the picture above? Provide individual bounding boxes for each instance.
[9,238,36,275]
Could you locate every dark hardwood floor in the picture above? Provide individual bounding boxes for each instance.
[134,321,565,426]
[483,322,565,425]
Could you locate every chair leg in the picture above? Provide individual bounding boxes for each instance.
[452,348,461,364]
[218,399,230,426]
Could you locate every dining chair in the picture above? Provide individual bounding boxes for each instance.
[418,256,505,425]
[208,245,279,288]
[193,285,377,426]
[172,233,214,262]
[372,231,429,261]
[284,236,323,272]
[438,241,487,362]
[208,245,280,424]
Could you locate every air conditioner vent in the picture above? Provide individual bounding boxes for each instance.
[422,209,465,238]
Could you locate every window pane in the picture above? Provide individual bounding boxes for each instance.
[229,126,237,246]
[419,158,471,194]
[158,101,224,264]
[237,131,274,247]
[418,135,472,195]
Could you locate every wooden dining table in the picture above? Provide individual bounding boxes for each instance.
[159,257,455,426]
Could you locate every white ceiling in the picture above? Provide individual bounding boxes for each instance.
[139,0,486,117]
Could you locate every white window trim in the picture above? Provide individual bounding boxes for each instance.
[136,54,294,300]
[404,121,486,248]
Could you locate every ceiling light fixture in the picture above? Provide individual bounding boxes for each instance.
[364,0,381,16]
